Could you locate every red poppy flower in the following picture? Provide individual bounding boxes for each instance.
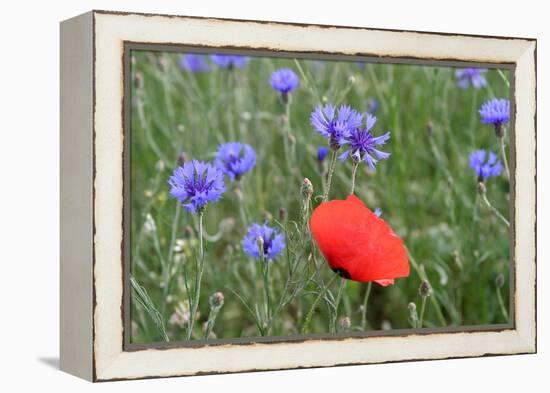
[310,194,409,286]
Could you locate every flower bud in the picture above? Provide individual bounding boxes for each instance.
[144,213,156,234]
[155,159,165,172]
[178,151,189,166]
[381,320,392,330]
[426,120,434,136]
[301,178,313,198]
[262,211,273,221]
[477,181,487,195]
[209,292,225,309]
[339,316,351,330]
[133,72,144,89]
[496,273,505,288]
[408,302,419,328]
[419,280,432,298]
[256,236,265,255]
[158,55,168,71]
[240,111,252,121]
[219,217,236,235]
[184,225,194,239]
[279,207,287,221]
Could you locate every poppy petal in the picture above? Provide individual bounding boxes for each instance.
[310,194,409,284]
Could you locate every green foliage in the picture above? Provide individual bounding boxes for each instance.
[129,51,510,343]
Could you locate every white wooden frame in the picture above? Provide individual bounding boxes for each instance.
[60,10,537,382]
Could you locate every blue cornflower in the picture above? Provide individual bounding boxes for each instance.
[455,68,487,89]
[469,149,502,181]
[179,54,209,73]
[242,222,285,262]
[340,114,391,170]
[310,104,364,149]
[366,97,378,114]
[270,68,299,94]
[169,160,226,213]
[374,207,382,217]
[479,98,510,127]
[317,146,329,162]
[214,142,256,181]
[209,54,248,69]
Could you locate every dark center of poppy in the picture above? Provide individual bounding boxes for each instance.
[332,267,351,279]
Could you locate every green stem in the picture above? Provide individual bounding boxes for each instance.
[131,275,169,342]
[262,260,271,333]
[350,161,359,194]
[302,274,339,334]
[323,150,338,202]
[333,278,347,332]
[186,211,205,340]
[499,135,511,181]
[161,203,181,313]
[497,69,510,88]
[407,250,447,326]
[360,282,373,330]
[481,192,510,227]
[496,286,509,321]
[204,308,219,339]
[419,296,427,328]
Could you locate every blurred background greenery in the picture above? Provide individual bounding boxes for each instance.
[129,50,510,344]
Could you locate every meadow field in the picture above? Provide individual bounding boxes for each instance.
[129,50,511,344]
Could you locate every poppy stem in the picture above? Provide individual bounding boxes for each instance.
[323,150,338,202]
[301,273,339,334]
[187,211,205,340]
[333,278,347,332]
[360,282,373,330]
[350,161,359,194]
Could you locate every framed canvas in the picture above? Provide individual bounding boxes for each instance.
[60,10,537,382]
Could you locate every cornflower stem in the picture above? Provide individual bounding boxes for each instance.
[187,211,205,340]
[301,191,312,232]
[262,259,272,333]
[496,285,509,321]
[481,191,510,227]
[301,273,339,334]
[499,134,511,181]
[350,161,359,194]
[204,307,220,339]
[418,296,428,328]
[323,150,338,202]
[281,94,296,175]
[360,282,373,330]
[333,278,347,332]
[407,250,447,326]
